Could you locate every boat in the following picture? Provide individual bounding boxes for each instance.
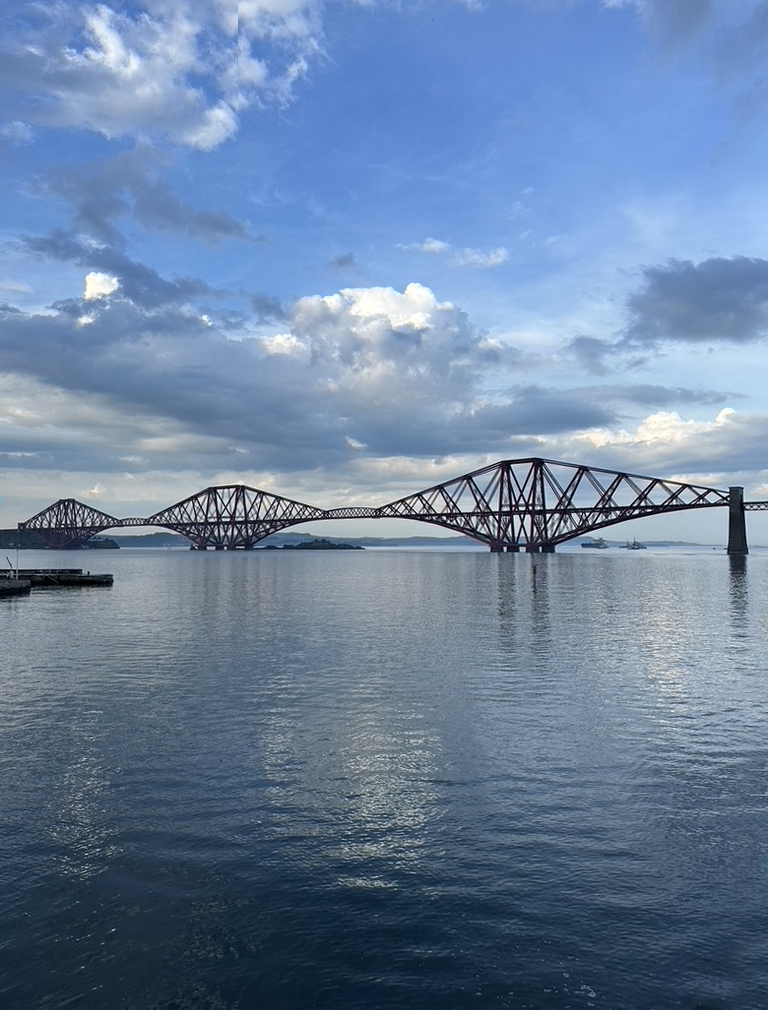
[621,539,647,550]
[581,537,609,548]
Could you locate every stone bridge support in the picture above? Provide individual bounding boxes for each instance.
[727,486,748,555]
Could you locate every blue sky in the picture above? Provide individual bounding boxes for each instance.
[2,0,768,541]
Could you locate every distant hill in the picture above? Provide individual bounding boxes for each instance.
[4,528,731,550]
[112,530,477,548]
[112,532,188,547]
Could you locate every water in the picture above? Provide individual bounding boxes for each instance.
[2,547,768,1009]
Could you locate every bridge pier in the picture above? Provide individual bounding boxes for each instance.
[541,544,556,553]
[506,544,520,553]
[727,486,749,555]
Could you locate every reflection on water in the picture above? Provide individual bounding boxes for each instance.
[48,719,122,880]
[728,554,749,633]
[1,548,768,1009]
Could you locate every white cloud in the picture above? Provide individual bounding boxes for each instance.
[452,246,508,268]
[404,237,509,269]
[83,272,120,300]
[577,409,737,452]
[178,101,240,151]
[0,120,33,143]
[417,237,451,254]
[0,1,325,149]
[561,406,768,489]
[84,482,108,498]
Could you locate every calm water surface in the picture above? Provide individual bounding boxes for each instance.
[2,548,768,1009]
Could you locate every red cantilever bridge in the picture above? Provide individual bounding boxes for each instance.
[18,457,767,554]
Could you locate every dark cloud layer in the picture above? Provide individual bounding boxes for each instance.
[0,277,624,473]
[329,254,357,271]
[566,335,615,375]
[36,148,251,247]
[24,230,219,308]
[638,0,715,44]
[624,256,768,346]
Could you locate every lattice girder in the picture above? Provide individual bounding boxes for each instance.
[378,458,731,548]
[17,459,742,551]
[19,498,121,549]
[145,485,328,548]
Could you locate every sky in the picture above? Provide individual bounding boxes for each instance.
[2,0,768,543]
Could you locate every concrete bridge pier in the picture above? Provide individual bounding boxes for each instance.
[505,544,520,553]
[541,544,556,553]
[727,486,749,555]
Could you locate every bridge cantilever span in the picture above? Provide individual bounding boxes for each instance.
[20,499,123,550]
[16,457,756,552]
[144,484,328,550]
[376,458,740,552]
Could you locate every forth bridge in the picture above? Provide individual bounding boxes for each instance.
[16,457,768,554]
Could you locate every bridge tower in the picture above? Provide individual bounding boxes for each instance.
[727,487,748,555]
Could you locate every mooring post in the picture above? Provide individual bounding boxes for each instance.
[727,486,748,555]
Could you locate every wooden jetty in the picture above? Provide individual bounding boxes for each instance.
[0,568,113,588]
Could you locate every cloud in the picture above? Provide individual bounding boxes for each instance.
[0,120,33,144]
[604,0,768,96]
[603,0,715,44]
[36,148,249,247]
[450,388,616,445]
[719,3,768,74]
[0,1,325,150]
[0,275,599,473]
[404,237,508,269]
[565,335,615,375]
[566,407,768,479]
[416,238,451,255]
[328,253,357,271]
[600,383,735,408]
[23,230,219,309]
[452,247,509,268]
[623,256,768,347]
[83,272,120,301]
[250,292,285,322]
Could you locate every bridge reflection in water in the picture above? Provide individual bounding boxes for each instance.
[17,457,768,554]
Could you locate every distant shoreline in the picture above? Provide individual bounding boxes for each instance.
[2,528,752,551]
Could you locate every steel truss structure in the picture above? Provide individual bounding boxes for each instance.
[17,457,760,550]
[20,499,145,550]
[376,458,732,550]
[146,485,328,549]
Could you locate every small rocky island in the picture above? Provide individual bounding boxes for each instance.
[260,538,363,551]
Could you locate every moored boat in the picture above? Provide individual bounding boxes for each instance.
[621,538,647,550]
